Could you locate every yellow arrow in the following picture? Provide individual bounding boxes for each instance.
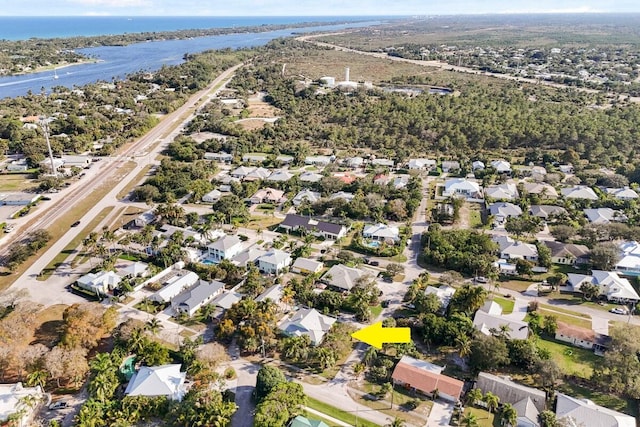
[351,321,411,349]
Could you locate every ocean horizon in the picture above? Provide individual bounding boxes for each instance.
[0,16,396,40]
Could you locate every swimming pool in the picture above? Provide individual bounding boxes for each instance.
[367,241,381,248]
[201,259,216,265]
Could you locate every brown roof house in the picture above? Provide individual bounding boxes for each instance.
[391,356,464,403]
[555,322,610,354]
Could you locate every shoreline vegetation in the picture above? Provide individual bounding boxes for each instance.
[0,18,375,77]
[10,58,101,76]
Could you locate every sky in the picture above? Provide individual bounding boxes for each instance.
[1,0,639,16]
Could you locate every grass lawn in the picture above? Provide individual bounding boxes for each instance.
[244,216,282,230]
[116,164,152,200]
[306,397,381,427]
[37,206,115,281]
[557,382,637,417]
[496,278,534,292]
[492,296,514,314]
[390,254,408,263]
[469,207,483,229]
[538,302,590,319]
[536,338,599,378]
[0,173,37,191]
[462,407,498,427]
[370,304,383,319]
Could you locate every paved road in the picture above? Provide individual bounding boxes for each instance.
[6,64,243,304]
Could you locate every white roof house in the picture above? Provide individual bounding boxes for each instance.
[230,166,254,179]
[207,235,243,263]
[256,284,284,305]
[305,155,333,166]
[442,160,460,173]
[0,383,44,427]
[242,153,267,163]
[329,191,355,202]
[171,280,225,317]
[473,306,529,340]
[529,205,567,219]
[491,160,512,174]
[501,241,538,262]
[257,249,292,274]
[149,271,200,303]
[605,187,639,200]
[202,189,222,203]
[489,202,522,221]
[442,178,482,199]
[555,393,636,427]
[567,270,640,303]
[322,264,367,291]
[267,169,294,182]
[492,235,515,252]
[362,223,400,242]
[119,261,150,278]
[408,158,436,170]
[124,364,187,401]
[346,156,365,168]
[212,292,243,309]
[299,171,323,183]
[232,247,267,268]
[280,308,336,345]
[616,241,640,276]
[485,183,519,200]
[584,208,627,224]
[561,186,598,201]
[76,271,121,295]
[244,167,271,181]
[472,160,485,171]
[293,189,321,206]
[291,257,324,275]
[424,285,456,308]
[371,158,395,167]
[523,182,558,198]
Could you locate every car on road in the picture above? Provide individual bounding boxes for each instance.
[71,220,81,227]
[369,260,380,267]
[48,401,69,410]
[610,307,628,315]
[474,276,489,283]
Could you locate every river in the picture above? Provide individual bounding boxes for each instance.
[0,21,379,99]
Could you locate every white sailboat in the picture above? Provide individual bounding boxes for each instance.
[53,68,59,80]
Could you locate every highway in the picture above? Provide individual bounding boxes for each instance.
[3,63,243,298]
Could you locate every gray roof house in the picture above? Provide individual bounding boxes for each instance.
[485,183,519,200]
[476,372,546,412]
[490,160,512,174]
[529,205,568,220]
[212,292,243,309]
[561,186,598,201]
[279,214,347,240]
[207,235,243,263]
[280,308,336,345]
[523,182,558,198]
[257,249,292,274]
[267,169,294,182]
[584,208,627,224]
[442,160,460,173]
[555,393,635,427]
[291,257,324,275]
[489,202,522,222]
[124,364,186,401]
[322,264,367,291]
[500,241,538,262]
[171,280,225,317]
[605,187,639,200]
[299,171,323,183]
[232,247,267,268]
[293,189,321,206]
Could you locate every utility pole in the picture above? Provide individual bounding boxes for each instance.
[40,117,57,177]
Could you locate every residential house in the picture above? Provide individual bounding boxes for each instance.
[391,356,464,402]
[542,241,590,266]
[523,182,558,198]
[345,156,365,168]
[267,169,294,182]
[408,158,436,170]
[561,186,598,201]
[555,393,635,427]
[555,322,610,352]
[299,171,323,183]
[442,178,482,199]
[171,280,225,317]
[472,160,485,171]
[529,205,567,220]
[371,158,395,168]
[232,247,267,268]
[373,174,391,186]
[475,372,546,421]
[392,175,410,189]
[329,191,355,203]
[473,303,529,340]
[134,210,156,228]
[207,235,243,263]
[202,189,222,203]
[492,235,515,253]
[280,308,336,345]
[0,383,44,427]
[276,155,294,165]
[332,172,357,184]
[489,202,523,223]
[230,166,254,179]
[76,271,121,295]
[291,257,324,275]
[491,160,512,174]
[124,364,187,401]
[256,284,285,309]
[616,241,640,276]
[289,415,329,427]
[529,166,548,181]
[362,223,400,243]
[558,164,574,174]
[305,155,333,167]
[322,264,367,291]
[442,160,461,173]
[212,292,242,310]
[292,189,321,206]
[242,153,267,164]
[6,159,28,172]
[279,214,347,240]
[424,285,456,309]
[204,152,233,163]
[61,155,91,168]
[118,261,150,279]
[584,208,627,224]
[257,249,292,274]
[567,270,640,303]
[500,241,538,263]
[149,270,200,303]
[605,187,639,200]
[485,182,519,201]
[249,188,286,205]
[244,167,271,181]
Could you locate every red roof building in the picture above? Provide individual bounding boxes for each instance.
[391,356,464,402]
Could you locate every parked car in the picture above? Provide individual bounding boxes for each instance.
[48,401,69,410]
[610,307,628,315]
[474,276,489,283]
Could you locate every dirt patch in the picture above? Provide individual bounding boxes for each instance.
[27,304,68,348]
[236,118,275,131]
[247,100,279,118]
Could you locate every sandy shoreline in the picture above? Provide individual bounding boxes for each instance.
[8,58,100,77]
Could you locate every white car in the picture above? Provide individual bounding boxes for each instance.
[609,307,628,315]
[474,276,489,283]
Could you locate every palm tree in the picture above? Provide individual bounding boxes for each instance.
[145,318,163,336]
[465,388,483,406]
[90,353,113,375]
[363,346,378,366]
[26,369,48,390]
[455,335,472,358]
[483,391,500,413]
[460,412,479,427]
[385,417,406,427]
[500,403,518,426]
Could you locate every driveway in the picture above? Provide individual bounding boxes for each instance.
[427,401,454,426]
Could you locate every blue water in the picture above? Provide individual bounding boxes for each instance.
[367,241,381,248]
[0,16,380,41]
[0,20,382,98]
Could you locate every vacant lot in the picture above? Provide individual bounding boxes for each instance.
[0,173,37,192]
[536,338,599,379]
